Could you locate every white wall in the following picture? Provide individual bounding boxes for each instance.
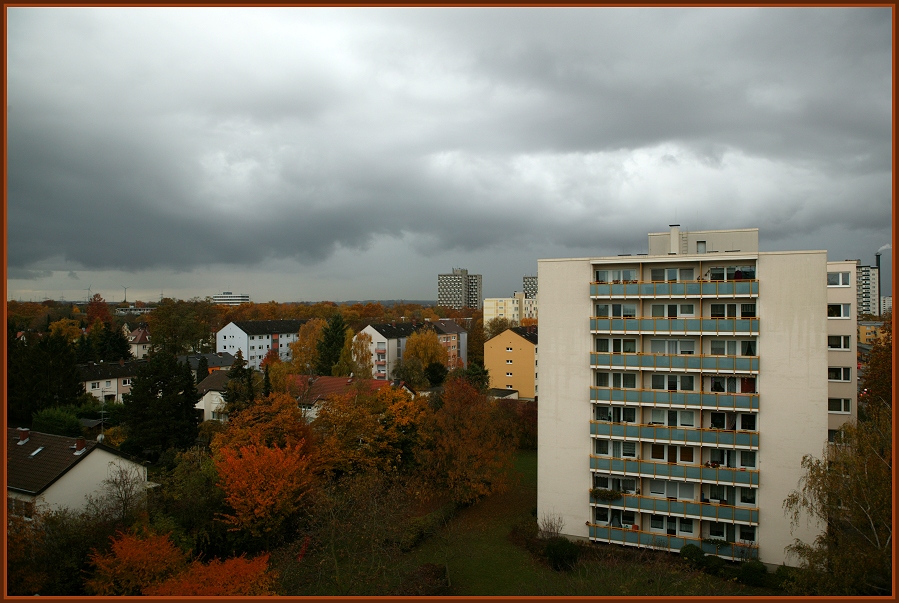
[756,251,828,566]
[537,257,594,539]
[41,449,147,511]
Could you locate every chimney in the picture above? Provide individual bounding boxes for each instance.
[17,427,29,444]
[75,437,86,452]
[669,224,680,255]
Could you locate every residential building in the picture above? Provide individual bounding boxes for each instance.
[437,268,482,310]
[881,295,892,315]
[216,320,308,371]
[483,291,538,325]
[358,320,467,380]
[126,326,152,359]
[212,291,251,305]
[858,320,885,345]
[537,225,856,568]
[485,326,538,399]
[287,375,414,418]
[854,260,880,316]
[7,428,147,517]
[79,359,148,403]
[196,370,230,422]
[178,351,236,382]
[523,275,538,299]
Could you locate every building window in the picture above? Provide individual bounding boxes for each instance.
[709,522,725,538]
[696,241,706,254]
[740,451,756,468]
[827,272,850,286]
[828,398,851,413]
[650,515,665,530]
[506,372,513,377]
[594,439,609,455]
[679,518,693,534]
[828,335,850,350]
[827,304,852,318]
[740,414,756,430]
[740,487,756,504]
[122,378,130,386]
[506,347,513,352]
[621,442,637,457]
[595,507,609,523]
[739,525,756,542]
[828,367,851,381]
[91,382,99,389]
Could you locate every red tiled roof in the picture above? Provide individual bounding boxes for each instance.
[288,375,393,402]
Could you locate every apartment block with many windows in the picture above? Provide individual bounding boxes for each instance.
[537,226,855,568]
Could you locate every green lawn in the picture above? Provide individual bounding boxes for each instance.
[402,450,784,596]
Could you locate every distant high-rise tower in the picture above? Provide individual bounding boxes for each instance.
[523,275,538,299]
[438,268,482,310]
[855,260,880,316]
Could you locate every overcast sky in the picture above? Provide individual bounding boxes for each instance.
[6,7,893,304]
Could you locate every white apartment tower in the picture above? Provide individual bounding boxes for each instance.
[437,268,483,310]
[537,226,856,568]
[523,275,538,299]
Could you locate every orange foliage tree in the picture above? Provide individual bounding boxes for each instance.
[143,554,277,596]
[213,439,315,537]
[424,376,516,504]
[212,392,315,450]
[85,531,187,596]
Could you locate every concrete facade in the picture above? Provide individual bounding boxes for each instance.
[438,268,483,310]
[537,226,855,567]
[483,292,538,325]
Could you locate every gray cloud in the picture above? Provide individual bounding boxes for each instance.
[6,7,893,300]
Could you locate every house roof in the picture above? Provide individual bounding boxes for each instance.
[489,388,519,399]
[7,429,138,497]
[510,326,538,345]
[178,352,236,371]
[366,322,434,340]
[197,370,231,395]
[230,320,308,336]
[126,328,151,345]
[289,375,397,403]
[78,359,149,381]
[432,319,467,335]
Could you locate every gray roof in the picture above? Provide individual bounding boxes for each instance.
[510,326,538,345]
[230,320,308,336]
[366,322,433,340]
[178,352,236,370]
[78,359,149,381]
[197,370,231,395]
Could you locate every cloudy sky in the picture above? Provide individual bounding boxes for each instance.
[6,7,893,304]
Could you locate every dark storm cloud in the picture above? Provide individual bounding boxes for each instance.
[6,7,892,295]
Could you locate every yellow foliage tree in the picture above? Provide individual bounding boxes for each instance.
[289,318,326,375]
[404,329,448,368]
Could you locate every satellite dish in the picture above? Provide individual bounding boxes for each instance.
[96,433,105,443]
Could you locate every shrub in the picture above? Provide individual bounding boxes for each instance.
[679,543,705,569]
[738,559,768,586]
[702,555,725,576]
[773,564,796,590]
[32,407,84,437]
[543,537,580,571]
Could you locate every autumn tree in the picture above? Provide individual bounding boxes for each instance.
[316,313,349,376]
[49,317,83,342]
[423,376,516,504]
[331,328,357,377]
[143,554,277,596]
[391,357,428,389]
[352,330,374,379]
[213,392,315,451]
[782,314,892,595]
[467,318,485,367]
[404,328,448,368]
[222,350,260,414]
[311,391,391,476]
[85,531,188,595]
[212,438,315,539]
[147,297,217,355]
[286,317,326,375]
[86,293,114,328]
[859,311,892,410]
[484,317,512,340]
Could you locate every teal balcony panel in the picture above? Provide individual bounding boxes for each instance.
[591,457,759,486]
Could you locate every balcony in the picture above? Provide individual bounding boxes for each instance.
[590,280,759,299]
[590,456,759,487]
[590,421,759,449]
[590,387,759,411]
[590,317,759,336]
[590,352,759,373]
[587,525,759,560]
[588,491,759,525]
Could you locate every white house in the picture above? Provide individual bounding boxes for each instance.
[216,320,308,371]
[195,370,230,422]
[7,428,147,517]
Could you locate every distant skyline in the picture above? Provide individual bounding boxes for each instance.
[6,8,893,303]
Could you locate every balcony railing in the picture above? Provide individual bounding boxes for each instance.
[590,352,759,373]
[587,524,759,560]
[590,456,759,487]
[590,280,759,299]
[588,491,759,525]
[590,421,759,449]
[590,387,759,411]
[590,317,759,336]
